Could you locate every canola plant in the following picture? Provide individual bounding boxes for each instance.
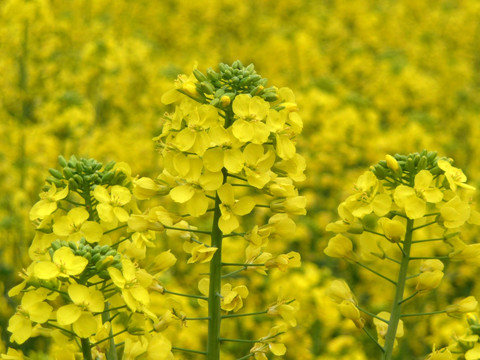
[1,0,480,359]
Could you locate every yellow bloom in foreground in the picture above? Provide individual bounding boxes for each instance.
[133,177,169,200]
[326,280,356,304]
[420,259,444,272]
[145,333,174,360]
[8,289,53,344]
[345,171,391,218]
[438,160,475,192]
[339,300,364,329]
[203,126,245,173]
[57,284,104,338]
[446,296,478,317]
[378,217,405,243]
[53,207,103,243]
[34,247,88,280]
[218,183,255,234]
[426,345,453,360]
[94,185,131,224]
[169,157,223,216]
[448,238,480,263]
[416,270,444,292]
[184,243,217,264]
[0,348,25,359]
[243,143,276,188]
[394,170,443,219]
[174,104,219,156]
[374,312,404,346]
[108,259,151,314]
[30,184,69,220]
[324,234,353,259]
[440,196,471,228]
[221,283,249,312]
[270,196,307,215]
[265,251,301,271]
[466,343,480,360]
[232,94,271,144]
[250,325,287,360]
[267,289,298,326]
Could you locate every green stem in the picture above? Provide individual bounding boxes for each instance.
[412,221,437,231]
[222,267,247,278]
[91,329,128,347]
[172,347,207,355]
[164,225,212,235]
[206,110,234,359]
[356,306,388,323]
[411,238,445,244]
[383,218,414,360]
[83,180,95,221]
[236,354,255,360]
[363,327,385,352]
[364,229,388,239]
[353,260,396,285]
[164,289,208,300]
[400,310,446,317]
[222,263,265,267]
[81,338,93,360]
[101,302,118,360]
[227,173,248,182]
[103,225,128,235]
[398,290,419,305]
[207,177,225,360]
[219,338,259,343]
[222,310,268,319]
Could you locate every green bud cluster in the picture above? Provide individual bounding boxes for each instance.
[45,155,129,192]
[50,238,122,280]
[372,150,446,186]
[467,315,480,336]
[192,60,278,108]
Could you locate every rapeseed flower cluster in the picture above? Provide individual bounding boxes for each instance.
[4,157,179,359]
[325,151,480,359]
[1,0,480,359]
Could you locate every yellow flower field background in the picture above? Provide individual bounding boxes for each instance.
[1,0,480,359]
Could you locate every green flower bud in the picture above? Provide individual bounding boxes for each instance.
[417,156,427,170]
[104,161,115,172]
[98,270,110,279]
[102,171,115,184]
[91,253,101,263]
[51,240,62,251]
[68,155,78,168]
[206,68,219,81]
[73,174,84,185]
[46,177,63,187]
[100,245,110,255]
[218,63,228,72]
[49,168,64,179]
[63,167,74,179]
[58,155,68,167]
[193,69,208,82]
[75,161,84,173]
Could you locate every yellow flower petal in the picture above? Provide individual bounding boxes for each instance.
[57,304,82,325]
[73,312,98,338]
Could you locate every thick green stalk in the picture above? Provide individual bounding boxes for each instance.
[207,188,224,359]
[206,110,233,359]
[102,302,118,360]
[81,338,93,360]
[383,218,414,360]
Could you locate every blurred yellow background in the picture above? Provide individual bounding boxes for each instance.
[1,0,480,358]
